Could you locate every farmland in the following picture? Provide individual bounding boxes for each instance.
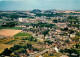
[0,38,14,44]
[0,29,22,53]
[0,29,33,53]
[0,29,22,37]
[0,27,25,30]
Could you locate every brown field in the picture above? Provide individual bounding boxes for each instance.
[0,29,22,37]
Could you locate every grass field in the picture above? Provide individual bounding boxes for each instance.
[14,32,32,36]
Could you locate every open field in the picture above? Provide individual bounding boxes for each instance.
[14,32,32,40]
[5,40,22,45]
[0,38,14,44]
[0,31,34,54]
[0,29,22,37]
[15,32,32,36]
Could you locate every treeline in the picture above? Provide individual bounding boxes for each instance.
[0,13,19,19]
[1,22,18,27]
[60,44,80,57]
[35,13,64,17]
[32,22,55,28]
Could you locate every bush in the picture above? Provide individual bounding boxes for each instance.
[1,48,12,56]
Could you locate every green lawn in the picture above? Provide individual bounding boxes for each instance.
[14,33,32,36]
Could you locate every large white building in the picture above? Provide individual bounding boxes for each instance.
[18,18,29,22]
[18,17,46,23]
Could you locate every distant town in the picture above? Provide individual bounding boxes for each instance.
[0,9,80,57]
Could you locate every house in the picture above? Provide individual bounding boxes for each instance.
[70,34,75,38]
[54,47,59,52]
[26,48,34,54]
[15,25,26,27]
[60,55,69,57]
[36,55,43,57]
[39,55,43,57]
[19,53,27,57]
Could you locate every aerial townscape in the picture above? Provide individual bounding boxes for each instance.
[0,9,80,57]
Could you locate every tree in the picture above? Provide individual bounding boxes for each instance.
[70,30,74,34]
[43,29,49,37]
[65,39,70,44]
[53,19,58,23]
[76,32,80,36]
[27,43,32,48]
[18,48,27,53]
[10,45,22,52]
[34,39,37,42]
[1,22,17,27]
[64,28,68,31]
[9,14,19,20]
[64,49,79,57]
[60,49,64,53]
[44,40,53,44]
[27,36,34,41]
[75,44,79,48]
[1,48,12,56]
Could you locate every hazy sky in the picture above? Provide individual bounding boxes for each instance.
[0,0,80,10]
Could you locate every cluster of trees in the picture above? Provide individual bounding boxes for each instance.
[53,19,66,23]
[0,13,8,18]
[67,16,78,20]
[76,32,80,36]
[23,36,34,41]
[68,24,79,28]
[53,19,58,23]
[42,29,50,37]
[1,22,18,27]
[35,10,66,17]
[75,44,80,48]
[60,44,80,57]
[67,16,79,28]
[26,43,39,51]
[0,48,12,56]
[44,10,52,13]
[8,14,19,20]
[60,48,80,57]
[0,45,22,56]
[32,22,55,28]
[30,9,41,13]
[0,16,2,19]
[44,40,53,44]
[22,36,37,42]
[0,13,19,20]
[0,43,39,56]
[35,13,63,17]
[60,28,68,31]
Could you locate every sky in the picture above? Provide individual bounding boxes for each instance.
[0,0,80,10]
